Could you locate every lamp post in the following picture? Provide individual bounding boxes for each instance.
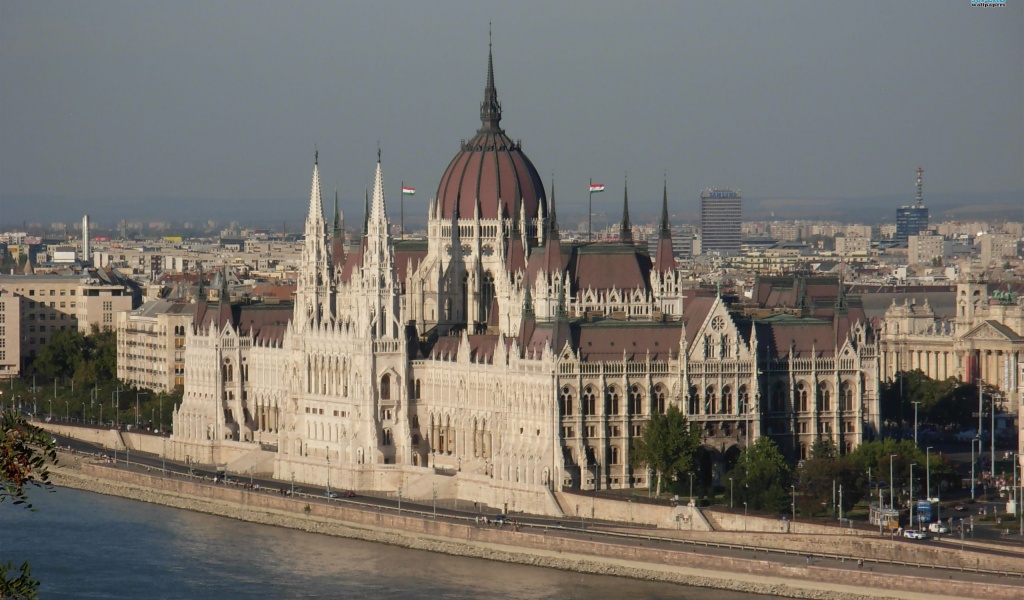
[971,438,978,500]
[743,502,748,531]
[912,400,921,445]
[290,472,295,496]
[688,471,695,504]
[839,485,844,524]
[162,437,166,474]
[791,485,796,522]
[889,454,897,510]
[136,391,149,428]
[432,482,437,519]
[925,446,933,501]
[48,397,52,420]
[909,463,917,529]
[398,486,402,513]
[325,454,331,500]
[64,399,69,421]
[729,477,734,509]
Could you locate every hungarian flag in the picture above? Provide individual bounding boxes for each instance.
[402,186,416,195]
[589,183,605,193]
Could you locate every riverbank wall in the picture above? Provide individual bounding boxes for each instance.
[48,458,1022,600]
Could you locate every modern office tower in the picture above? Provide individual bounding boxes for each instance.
[895,167,929,242]
[700,188,742,255]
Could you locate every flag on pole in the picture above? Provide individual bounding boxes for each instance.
[402,186,416,195]
[589,183,605,193]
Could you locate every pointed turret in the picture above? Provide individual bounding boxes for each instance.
[295,151,333,329]
[369,154,388,225]
[331,189,345,270]
[655,179,675,273]
[619,175,633,244]
[540,178,563,275]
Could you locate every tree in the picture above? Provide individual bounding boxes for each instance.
[630,405,702,496]
[1,409,59,599]
[727,436,792,512]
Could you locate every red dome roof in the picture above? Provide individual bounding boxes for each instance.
[435,48,545,221]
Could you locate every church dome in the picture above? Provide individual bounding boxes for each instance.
[436,48,546,221]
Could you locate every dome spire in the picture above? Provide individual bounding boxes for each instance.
[660,177,670,235]
[479,25,502,132]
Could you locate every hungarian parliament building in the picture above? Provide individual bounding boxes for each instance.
[169,47,886,513]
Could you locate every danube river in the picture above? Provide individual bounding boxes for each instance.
[2,487,771,599]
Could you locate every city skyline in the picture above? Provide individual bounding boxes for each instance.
[2,2,1021,227]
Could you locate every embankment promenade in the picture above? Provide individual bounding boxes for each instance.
[48,452,1021,600]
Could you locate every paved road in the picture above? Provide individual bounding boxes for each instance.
[52,431,1024,588]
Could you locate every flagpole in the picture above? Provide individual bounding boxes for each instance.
[401,180,405,240]
[588,178,593,242]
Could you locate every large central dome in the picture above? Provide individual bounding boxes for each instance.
[435,47,546,221]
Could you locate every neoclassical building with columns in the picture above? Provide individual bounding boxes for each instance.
[170,46,882,513]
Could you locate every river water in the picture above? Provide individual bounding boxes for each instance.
[0,487,770,599]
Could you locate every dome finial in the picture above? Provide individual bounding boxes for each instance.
[480,27,502,132]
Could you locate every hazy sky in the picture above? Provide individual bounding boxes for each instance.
[1,1,1021,224]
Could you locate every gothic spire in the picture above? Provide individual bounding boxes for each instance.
[369,153,388,225]
[660,178,670,235]
[548,176,558,236]
[619,175,633,244]
[479,27,502,133]
[362,187,369,237]
[333,189,342,236]
[655,178,675,273]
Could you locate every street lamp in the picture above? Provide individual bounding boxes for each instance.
[971,438,979,500]
[791,484,796,522]
[925,446,933,501]
[136,391,149,427]
[688,471,695,503]
[743,502,748,531]
[909,463,917,529]
[291,472,295,496]
[398,486,402,513]
[729,477,734,509]
[325,453,331,500]
[912,400,921,445]
[889,454,897,510]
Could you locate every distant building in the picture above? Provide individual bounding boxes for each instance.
[0,288,21,379]
[896,206,929,242]
[116,299,196,392]
[700,188,742,255]
[908,231,943,265]
[0,269,139,371]
[895,167,929,242]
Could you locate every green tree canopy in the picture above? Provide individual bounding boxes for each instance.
[727,436,792,512]
[630,405,702,496]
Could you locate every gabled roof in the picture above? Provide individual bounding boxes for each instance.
[570,243,652,293]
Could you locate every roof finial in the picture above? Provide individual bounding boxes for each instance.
[377,143,381,164]
[314,144,318,165]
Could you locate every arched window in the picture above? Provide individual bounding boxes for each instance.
[653,384,666,415]
[382,428,393,446]
[737,385,749,414]
[480,271,495,323]
[606,387,620,416]
[629,385,643,416]
[841,380,854,411]
[380,374,391,400]
[721,385,733,415]
[583,387,597,416]
[223,359,233,382]
[560,386,574,417]
[705,386,717,414]
[817,381,831,412]
[771,381,785,412]
[688,386,700,415]
[797,382,809,412]
[721,335,731,358]
[611,446,621,465]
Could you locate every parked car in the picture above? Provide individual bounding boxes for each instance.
[903,529,928,540]
[953,504,966,511]
[344,490,356,498]
[928,523,949,534]
[326,491,338,499]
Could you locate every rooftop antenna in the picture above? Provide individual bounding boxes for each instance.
[915,166,924,207]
